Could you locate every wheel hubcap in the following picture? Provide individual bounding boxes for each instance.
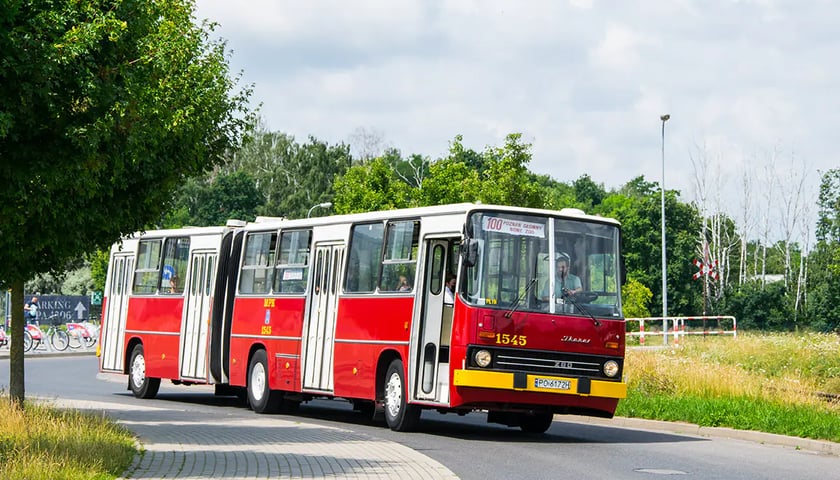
[250,362,266,402]
[131,354,146,387]
[385,371,402,418]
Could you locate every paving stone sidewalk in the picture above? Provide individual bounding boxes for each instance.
[53,398,459,480]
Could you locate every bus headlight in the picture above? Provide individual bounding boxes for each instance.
[603,360,619,378]
[474,349,492,368]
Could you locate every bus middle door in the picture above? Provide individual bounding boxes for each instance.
[302,243,344,392]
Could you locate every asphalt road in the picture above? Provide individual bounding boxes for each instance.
[2,354,839,480]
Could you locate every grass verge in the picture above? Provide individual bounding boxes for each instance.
[617,332,840,443]
[0,397,137,480]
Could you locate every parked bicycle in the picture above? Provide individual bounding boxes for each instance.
[23,316,70,352]
[66,321,97,349]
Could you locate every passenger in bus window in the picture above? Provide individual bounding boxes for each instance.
[397,275,411,292]
[169,275,180,294]
[444,274,456,304]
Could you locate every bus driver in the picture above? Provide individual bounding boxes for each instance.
[542,254,582,300]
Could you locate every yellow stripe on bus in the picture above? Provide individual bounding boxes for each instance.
[452,369,626,399]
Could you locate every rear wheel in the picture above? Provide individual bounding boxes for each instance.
[68,330,83,349]
[383,359,421,431]
[247,349,282,413]
[50,330,69,351]
[129,344,161,399]
[23,330,33,352]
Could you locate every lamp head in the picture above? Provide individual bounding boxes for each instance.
[660,114,670,122]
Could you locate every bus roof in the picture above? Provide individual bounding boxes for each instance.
[115,203,619,246]
[240,203,620,231]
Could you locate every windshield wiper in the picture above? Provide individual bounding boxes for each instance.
[504,277,538,319]
[561,289,601,327]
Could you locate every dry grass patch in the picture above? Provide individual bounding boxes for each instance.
[0,397,136,480]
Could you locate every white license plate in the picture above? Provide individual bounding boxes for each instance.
[533,377,571,390]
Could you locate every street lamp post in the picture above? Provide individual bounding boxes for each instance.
[307,202,333,218]
[660,114,670,344]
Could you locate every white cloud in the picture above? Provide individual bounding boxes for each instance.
[589,22,654,71]
[195,0,837,243]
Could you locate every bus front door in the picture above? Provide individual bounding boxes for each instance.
[302,243,344,392]
[100,253,133,372]
[414,238,457,403]
[180,251,217,380]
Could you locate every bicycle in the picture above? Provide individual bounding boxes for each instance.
[66,321,97,349]
[23,316,70,352]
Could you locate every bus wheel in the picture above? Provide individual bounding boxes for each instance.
[383,359,421,431]
[129,344,160,399]
[519,411,554,434]
[248,349,282,414]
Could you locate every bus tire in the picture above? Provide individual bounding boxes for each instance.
[247,349,282,414]
[519,411,554,434]
[129,344,161,399]
[383,359,421,431]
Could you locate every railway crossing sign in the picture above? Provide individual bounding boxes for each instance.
[692,258,718,280]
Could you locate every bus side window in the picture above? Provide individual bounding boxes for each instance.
[346,223,384,293]
[240,231,276,294]
[161,237,189,295]
[274,229,312,294]
[133,239,162,294]
[379,220,419,293]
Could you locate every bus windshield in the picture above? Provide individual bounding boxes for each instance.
[461,211,623,318]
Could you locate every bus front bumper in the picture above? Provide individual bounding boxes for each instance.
[453,369,626,399]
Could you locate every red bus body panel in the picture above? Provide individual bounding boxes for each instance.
[125,297,184,380]
[332,296,413,399]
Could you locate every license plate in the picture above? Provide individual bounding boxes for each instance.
[533,377,571,390]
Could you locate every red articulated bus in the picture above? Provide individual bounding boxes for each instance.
[98,203,627,433]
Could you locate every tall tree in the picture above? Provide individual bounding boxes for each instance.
[332,156,415,214]
[0,0,253,404]
[807,168,840,331]
[225,128,351,219]
[479,133,544,208]
[166,170,262,227]
[602,176,702,317]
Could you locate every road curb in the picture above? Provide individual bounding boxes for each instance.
[0,349,96,359]
[567,416,840,456]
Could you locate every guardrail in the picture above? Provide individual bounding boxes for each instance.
[626,316,737,346]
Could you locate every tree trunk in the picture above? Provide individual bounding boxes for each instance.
[9,281,25,406]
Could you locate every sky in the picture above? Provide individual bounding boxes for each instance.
[194,0,835,241]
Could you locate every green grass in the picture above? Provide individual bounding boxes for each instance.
[617,332,840,443]
[0,398,137,480]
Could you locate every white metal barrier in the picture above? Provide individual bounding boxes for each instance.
[626,316,737,346]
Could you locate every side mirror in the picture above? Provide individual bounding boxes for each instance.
[460,239,479,267]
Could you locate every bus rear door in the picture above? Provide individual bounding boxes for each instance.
[180,251,217,380]
[100,253,133,373]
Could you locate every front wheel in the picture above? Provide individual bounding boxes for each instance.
[383,359,421,431]
[129,344,161,399]
[519,411,554,434]
[50,329,69,351]
[247,349,282,413]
